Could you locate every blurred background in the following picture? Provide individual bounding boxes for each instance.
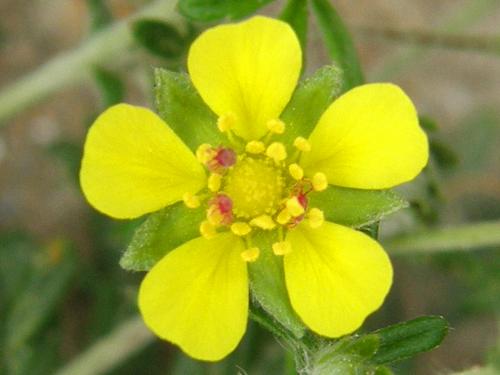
[0,0,499,374]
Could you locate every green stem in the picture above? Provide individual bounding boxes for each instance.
[0,0,182,125]
[385,220,500,255]
[54,316,154,375]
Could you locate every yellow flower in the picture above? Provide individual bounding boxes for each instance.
[80,16,428,361]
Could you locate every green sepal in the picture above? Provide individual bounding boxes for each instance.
[310,0,364,91]
[132,19,187,58]
[372,315,449,364]
[280,0,308,64]
[248,232,306,339]
[279,65,343,145]
[119,203,205,272]
[154,68,223,151]
[309,186,408,228]
[178,0,275,22]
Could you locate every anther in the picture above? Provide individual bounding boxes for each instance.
[277,208,291,225]
[312,172,328,191]
[207,194,233,226]
[266,142,287,163]
[245,140,266,154]
[293,137,311,152]
[286,197,305,217]
[196,143,215,163]
[217,113,236,133]
[208,173,222,192]
[266,119,285,134]
[231,222,252,236]
[308,208,324,228]
[250,215,276,230]
[182,192,200,208]
[200,221,217,239]
[272,241,292,255]
[288,163,304,180]
[241,247,260,262]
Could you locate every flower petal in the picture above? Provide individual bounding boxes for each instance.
[80,104,206,219]
[188,16,301,140]
[138,233,248,361]
[300,83,428,189]
[284,221,393,337]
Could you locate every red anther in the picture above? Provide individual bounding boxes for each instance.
[216,194,233,214]
[208,194,233,225]
[207,147,236,172]
[297,193,308,209]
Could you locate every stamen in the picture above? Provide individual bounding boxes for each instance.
[266,119,285,134]
[266,142,287,163]
[245,140,265,154]
[207,194,233,226]
[293,137,311,152]
[286,197,305,217]
[276,208,291,225]
[196,143,215,163]
[200,220,217,239]
[250,214,276,230]
[214,148,236,167]
[182,192,200,208]
[217,113,236,133]
[241,247,260,262]
[288,163,304,180]
[308,208,325,228]
[231,222,252,236]
[208,173,222,192]
[312,172,328,191]
[272,241,292,255]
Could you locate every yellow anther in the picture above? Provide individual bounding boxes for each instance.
[293,137,311,152]
[312,172,328,191]
[217,113,236,132]
[272,241,292,255]
[286,197,305,217]
[200,220,217,239]
[266,119,285,134]
[241,247,260,262]
[208,173,222,192]
[250,215,276,230]
[207,208,224,226]
[277,208,291,225]
[231,222,252,236]
[266,142,287,162]
[308,208,325,228]
[245,140,266,154]
[196,143,214,163]
[182,192,200,208]
[288,163,304,180]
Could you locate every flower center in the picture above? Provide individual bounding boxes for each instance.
[223,157,284,219]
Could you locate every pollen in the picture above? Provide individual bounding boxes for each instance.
[272,241,292,255]
[286,197,305,217]
[293,137,311,152]
[208,173,222,192]
[217,112,236,132]
[250,214,276,230]
[200,220,217,239]
[266,119,285,134]
[182,192,200,208]
[245,140,265,154]
[288,163,304,180]
[223,157,284,218]
[276,208,291,225]
[241,247,260,262]
[312,172,328,191]
[266,142,287,162]
[308,208,325,228]
[231,222,252,236]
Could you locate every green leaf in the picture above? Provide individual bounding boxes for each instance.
[280,0,308,59]
[120,203,206,271]
[372,316,449,364]
[309,186,408,228]
[154,68,223,150]
[178,0,275,22]
[248,232,306,339]
[279,65,342,144]
[93,67,125,107]
[86,0,113,33]
[132,19,186,58]
[311,0,364,90]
